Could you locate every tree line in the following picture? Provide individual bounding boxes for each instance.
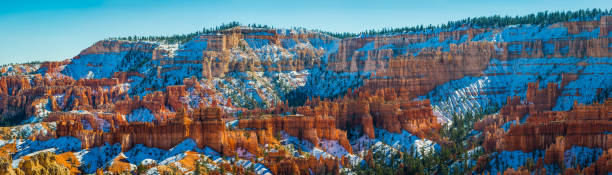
[359,8,611,37]
[108,8,611,43]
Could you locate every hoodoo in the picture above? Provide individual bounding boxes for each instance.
[0,7,610,175]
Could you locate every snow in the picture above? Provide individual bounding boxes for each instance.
[412,139,438,155]
[145,167,162,175]
[69,110,92,115]
[488,146,603,174]
[466,146,483,157]
[421,57,612,118]
[10,23,611,174]
[157,43,179,58]
[13,136,81,160]
[11,148,57,168]
[357,42,375,52]
[236,147,255,159]
[75,143,122,174]
[291,68,368,100]
[85,71,94,79]
[553,57,612,111]
[211,67,365,109]
[279,131,315,158]
[319,139,350,158]
[345,154,366,167]
[48,27,350,111]
[63,42,156,80]
[501,120,517,132]
[369,141,402,165]
[159,139,222,164]
[160,139,200,164]
[0,140,7,148]
[311,147,333,159]
[225,120,239,130]
[0,64,41,76]
[73,139,224,173]
[110,153,137,171]
[125,108,156,123]
[563,146,603,169]
[487,150,544,174]
[215,72,279,109]
[11,123,47,139]
[245,38,270,50]
[519,114,530,124]
[496,25,569,42]
[141,159,157,166]
[252,163,273,175]
[175,37,207,59]
[572,28,600,38]
[73,139,222,174]
[23,99,51,123]
[173,161,189,172]
[159,152,189,165]
[471,24,601,43]
[123,144,166,165]
[374,128,439,155]
[278,131,361,162]
[53,94,66,107]
[348,127,375,152]
[235,159,273,175]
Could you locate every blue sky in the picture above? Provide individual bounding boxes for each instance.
[0,0,610,65]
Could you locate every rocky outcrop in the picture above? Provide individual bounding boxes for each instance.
[55,106,236,154]
[294,88,441,140]
[75,40,157,57]
[494,98,612,152]
[199,27,332,79]
[18,152,71,175]
[166,85,187,111]
[0,158,23,175]
[359,42,495,97]
[476,81,611,173]
[238,115,352,153]
[477,81,562,151]
[323,17,610,98]
[502,116,611,153]
[476,80,611,174]
[499,82,561,123]
[0,75,33,96]
[55,105,352,157]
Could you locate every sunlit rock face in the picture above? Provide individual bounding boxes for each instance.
[0,14,610,174]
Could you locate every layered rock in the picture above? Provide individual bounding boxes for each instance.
[294,88,441,140]
[325,17,610,99]
[55,106,239,154]
[238,115,352,153]
[492,98,612,152]
[476,81,611,173]
[1,14,611,175]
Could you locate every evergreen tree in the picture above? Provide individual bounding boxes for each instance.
[108,8,610,42]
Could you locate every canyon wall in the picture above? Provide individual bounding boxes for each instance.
[0,15,610,174]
